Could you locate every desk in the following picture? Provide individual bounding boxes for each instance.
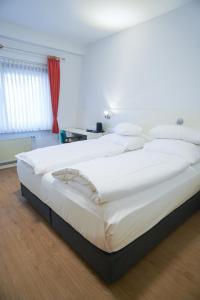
[62,128,103,143]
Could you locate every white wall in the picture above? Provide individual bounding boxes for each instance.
[59,54,82,128]
[77,0,200,131]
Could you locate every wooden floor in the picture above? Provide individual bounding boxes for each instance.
[0,168,200,300]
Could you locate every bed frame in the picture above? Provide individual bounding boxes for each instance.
[21,184,200,283]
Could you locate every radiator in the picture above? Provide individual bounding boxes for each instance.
[0,137,32,165]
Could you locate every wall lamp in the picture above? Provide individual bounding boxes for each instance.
[104,110,113,119]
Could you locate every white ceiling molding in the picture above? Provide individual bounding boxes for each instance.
[0,21,86,56]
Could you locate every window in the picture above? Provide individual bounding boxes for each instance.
[0,57,52,133]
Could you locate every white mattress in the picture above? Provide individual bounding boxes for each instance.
[17,159,200,253]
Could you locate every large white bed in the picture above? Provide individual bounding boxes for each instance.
[17,150,200,253]
[16,124,200,282]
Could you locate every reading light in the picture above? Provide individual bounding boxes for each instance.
[104,110,112,119]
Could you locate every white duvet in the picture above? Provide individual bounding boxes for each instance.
[52,150,190,205]
[16,139,126,175]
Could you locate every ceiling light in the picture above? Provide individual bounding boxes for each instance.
[81,3,142,31]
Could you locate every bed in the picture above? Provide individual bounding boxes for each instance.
[18,143,200,282]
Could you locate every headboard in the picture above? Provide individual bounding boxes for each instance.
[103,108,200,132]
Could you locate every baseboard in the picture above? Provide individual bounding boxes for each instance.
[0,162,17,169]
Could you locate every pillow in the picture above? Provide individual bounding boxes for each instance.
[99,133,146,151]
[113,123,143,136]
[150,125,200,145]
[144,139,200,164]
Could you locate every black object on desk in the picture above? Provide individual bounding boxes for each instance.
[86,122,103,133]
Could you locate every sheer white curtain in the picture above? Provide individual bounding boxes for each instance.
[0,57,52,133]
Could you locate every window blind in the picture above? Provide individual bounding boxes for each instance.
[0,57,52,133]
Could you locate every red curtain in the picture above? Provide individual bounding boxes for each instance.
[48,57,60,133]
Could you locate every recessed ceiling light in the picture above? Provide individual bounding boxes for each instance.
[81,4,143,30]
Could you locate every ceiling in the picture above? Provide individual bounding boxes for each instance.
[0,0,192,45]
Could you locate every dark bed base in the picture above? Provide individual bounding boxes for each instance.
[21,184,200,283]
[21,184,51,223]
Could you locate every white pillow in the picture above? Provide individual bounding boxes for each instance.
[113,123,143,136]
[144,139,200,164]
[99,133,146,151]
[150,125,200,145]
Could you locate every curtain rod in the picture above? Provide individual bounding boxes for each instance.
[0,44,66,60]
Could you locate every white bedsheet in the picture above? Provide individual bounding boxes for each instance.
[52,151,190,204]
[17,159,200,253]
[16,138,126,175]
